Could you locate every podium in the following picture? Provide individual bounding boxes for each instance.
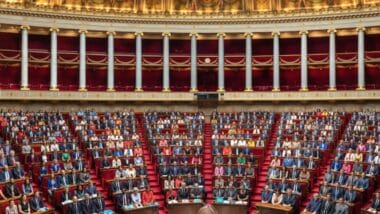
[167,201,204,214]
[256,202,293,214]
[212,202,248,214]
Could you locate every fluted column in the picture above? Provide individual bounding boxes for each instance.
[107,31,115,91]
[300,30,308,91]
[162,32,171,92]
[328,29,337,91]
[20,25,30,90]
[190,33,198,92]
[217,33,226,92]
[245,33,253,91]
[357,27,366,90]
[78,29,87,91]
[135,32,143,91]
[272,32,280,91]
[50,28,59,91]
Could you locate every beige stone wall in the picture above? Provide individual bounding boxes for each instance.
[1,101,379,114]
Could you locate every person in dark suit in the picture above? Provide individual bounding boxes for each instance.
[169,163,181,177]
[61,187,71,203]
[2,165,13,182]
[70,169,80,185]
[366,161,379,176]
[334,198,349,214]
[291,180,302,195]
[50,159,61,173]
[190,183,204,199]
[304,193,322,213]
[224,183,237,201]
[369,193,380,212]
[81,193,94,213]
[320,193,335,214]
[261,185,272,203]
[58,170,70,187]
[159,162,170,176]
[319,181,331,197]
[93,195,105,213]
[112,178,124,193]
[101,156,111,168]
[355,172,369,190]
[343,185,356,203]
[30,191,45,212]
[85,181,98,195]
[213,184,225,199]
[281,188,296,207]
[117,191,130,212]
[335,170,347,185]
[177,182,189,200]
[5,178,21,198]
[331,183,345,201]
[68,196,84,214]
[12,162,25,179]
[331,157,342,171]
[277,178,288,193]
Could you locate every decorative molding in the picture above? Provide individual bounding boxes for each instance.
[162,32,171,37]
[20,25,30,30]
[106,31,116,36]
[78,29,88,34]
[327,29,337,33]
[0,90,379,102]
[272,32,281,37]
[356,26,367,32]
[189,32,199,37]
[244,32,253,37]
[299,30,309,35]
[49,27,59,32]
[134,32,144,37]
[216,33,226,37]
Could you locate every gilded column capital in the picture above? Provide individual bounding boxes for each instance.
[78,29,88,34]
[106,31,116,36]
[327,29,337,34]
[299,30,309,35]
[134,32,144,37]
[162,32,171,37]
[216,33,226,37]
[49,28,60,33]
[189,32,199,37]
[356,27,366,32]
[20,25,30,31]
[271,31,280,37]
[244,32,253,37]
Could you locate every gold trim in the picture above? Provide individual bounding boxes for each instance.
[328,87,337,91]
[106,88,115,92]
[271,32,281,37]
[49,28,59,32]
[78,29,88,34]
[299,30,308,35]
[134,32,144,37]
[162,32,171,37]
[244,88,253,92]
[20,25,30,31]
[162,88,171,92]
[134,88,144,92]
[78,87,88,92]
[49,87,59,91]
[356,86,366,90]
[106,31,116,36]
[244,32,253,37]
[299,87,309,92]
[356,27,366,32]
[216,33,226,38]
[189,88,198,92]
[189,33,199,38]
[217,88,225,92]
[327,29,337,34]
[20,86,30,91]
[272,88,281,92]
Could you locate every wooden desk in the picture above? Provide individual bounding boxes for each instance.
[122,204,159,214]
[212,202,248,214]
[256,202,293,214]
[167,201,203,214]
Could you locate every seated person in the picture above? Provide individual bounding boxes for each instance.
[47,174,59,195]
[58,170,70,187]
[281,188,296,207]
[21,179,34,196]
[85,181,98,196]
[366,161,379,176]
[166,187,177,202]
[178,182,190,201]
[6,199,18,214]
[142,186,155,205]
[271,190,283,205]
[81,193,94,213]
[343,185,356,203]
[237,186,248,202]
[50,159,61,173]
[1,165,13,182]
[131,187,143,208]
[12,162,25,179]
[355,172,369,190]
[224,183,237,201]
[74,185,86,199]
[303,193,322,213]
[117,190,131,211]
[213,184,225,200]
[334,198,349,213]
[61,187,71,203]
[368,192,380,213]
[18,194,31,214]
[320,193,335,214]
[30,191,46,212]
[190,183,204,200]
[70,169,80,185]
[93,195,105,213]
[5,178,21,198]
[68,196,82,213]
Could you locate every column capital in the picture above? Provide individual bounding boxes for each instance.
[134,32,144,37]
[106,31,116,36]
[162,32,171,37]
[216,33,226,38]
[356,27,366,32]
[327,29,337,34]
[49,28,60,33]
[244,32,253,37]
[299,30,309,35]
[78,29,88,34]
[189,32,199,37]
[20,25,30,31]
[271,31,280,37]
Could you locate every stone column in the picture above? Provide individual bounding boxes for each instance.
[162,32,171,92]
[300,30,308,91]
[107,31,115,91]
[272,32,280,91]
[190,32,198,92]
[245,32,253,91]
[49,28,59,91]
[135,32,143,91]
[328,29,337,91]
[356,27,366,90]
[20,25,30,90]
[78,29,87,91]
[217,33,226,92]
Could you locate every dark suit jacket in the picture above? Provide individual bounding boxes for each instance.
[81,199,94,213]
[68,202,84,214]
[30,196,45,211]
[61,192,72,203]
[93,197,105,213]
[321,200,335,214]
[5,183,20,197]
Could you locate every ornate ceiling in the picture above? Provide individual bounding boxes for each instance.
[2,0,380,16]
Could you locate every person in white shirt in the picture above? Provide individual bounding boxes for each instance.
[50,142,60,152]
[125,164,137,178]
[131,188,143,207]
[112,157,122,168]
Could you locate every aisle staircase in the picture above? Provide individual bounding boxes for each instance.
[249,113,280,212]
[202,123,214,203]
